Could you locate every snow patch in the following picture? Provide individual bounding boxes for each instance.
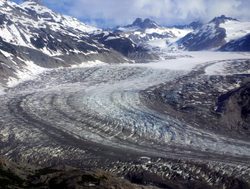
[0,50,13,58]
[220,20,250,42]
[7,61,46,88]
[71,60,107,68]
[105,36,120,41]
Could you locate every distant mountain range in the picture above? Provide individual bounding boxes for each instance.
[177,15,250,51]
[114,18,193,44]
[115,15,250,51]
[0,0,249,86]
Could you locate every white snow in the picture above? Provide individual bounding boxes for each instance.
[117,26,140,32]
[0,0,99,58]
[145,27,192,39]
[0,50,12,58]
[205,60,250,75]
[41,47,64,57]
[21,1,98,34]
[7,60,47,87]
[71,60,107,68]
[220,20,250,42]
[8,24,29,47]
[144,28,192,50]
[129,51,250,71]
[0,27,15,44]
[205,62,227,75]
[0,1,5,6]
[105,36,120,41]
[61,15,98,33]
[82,51,99,56]
[147,39,168,48]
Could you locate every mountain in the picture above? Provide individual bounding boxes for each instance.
[220,33,250,51]
[115,18,193,45]
[91,31,158,61]
[120,18,160,30]
[0,0,152,86]
[177,15,250,51]
[172,21,203,30]
[209,15,238,25]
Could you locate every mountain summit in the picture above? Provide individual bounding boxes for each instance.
[130,18,159,29]
[209,15,238,25]
[177,15,250,51]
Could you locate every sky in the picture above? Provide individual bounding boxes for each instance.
[13,0,250,28]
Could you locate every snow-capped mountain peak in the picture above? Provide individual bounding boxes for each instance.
[0,0,152,85]
[117,18,160,31]
[176,15,250,51]
[115,17,192,44]
[131,18,159,29]
[20,0,98,33]
[0,0,101,53]
[209,15,238,25]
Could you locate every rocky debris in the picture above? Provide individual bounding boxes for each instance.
[1,156,250,189]
[106,158,250,189]
[142,60,250,137]
[0,158,157,189]
[218,80,250,131]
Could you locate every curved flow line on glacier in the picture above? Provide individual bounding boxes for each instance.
[2,60,250,165]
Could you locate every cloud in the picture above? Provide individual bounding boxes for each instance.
[15,0,250,27]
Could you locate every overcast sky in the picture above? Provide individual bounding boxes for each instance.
[14,0,250,28]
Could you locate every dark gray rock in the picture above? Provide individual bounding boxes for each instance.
[220,34,250,51]
[177,26,226,50]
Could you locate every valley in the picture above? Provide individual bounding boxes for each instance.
[1,51,250,188]
[0,0,250,188]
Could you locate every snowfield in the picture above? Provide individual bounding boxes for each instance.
[220,20,250,42]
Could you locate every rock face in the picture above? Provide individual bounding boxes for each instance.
[127,18,160,29]
[0,158,156,189]
[218,81,250,131]
[172,21,203,30]
[91,32,158,61]
[177,24,226,50]
[177,15,230,50]
[220,34,250,51]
